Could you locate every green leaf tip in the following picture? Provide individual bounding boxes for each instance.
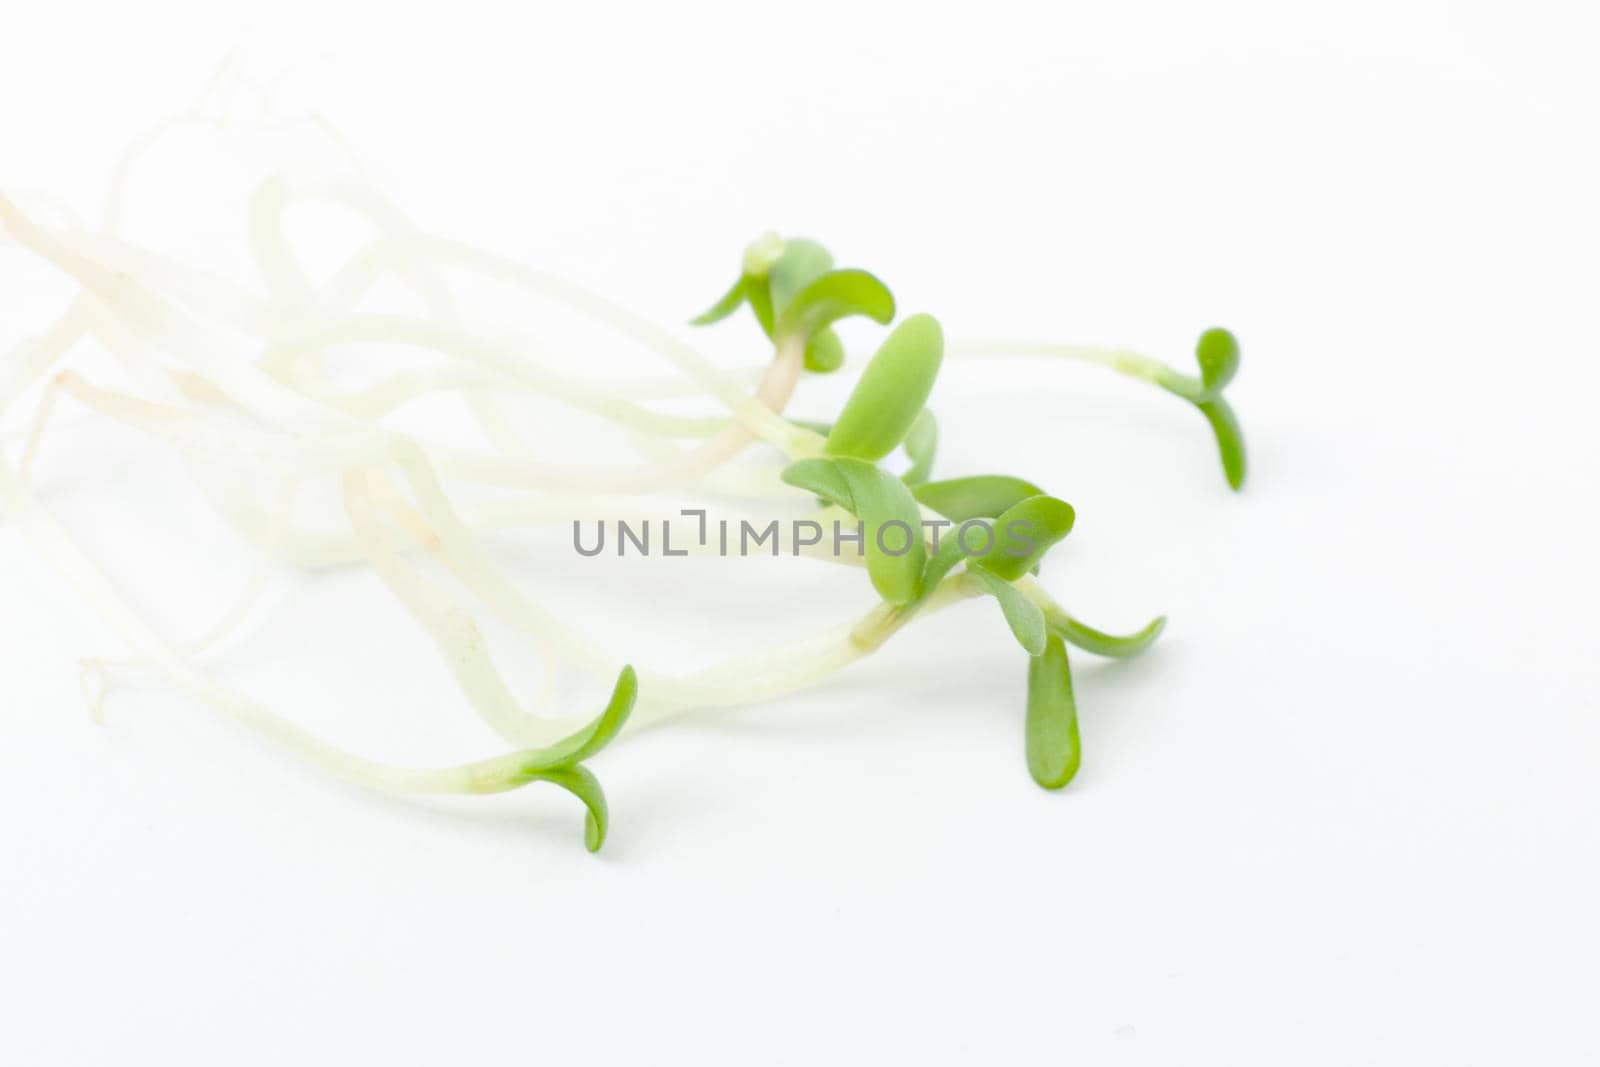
[1199,397,1247,490]
[969,494,1075,582]
[689,276,747,326]
[1195,327,1239,393]
[520,664,638,772]
[805,328,846,373]
[824,312,943,462]
[1046,610,1166,659]
[1026,635,1081,790]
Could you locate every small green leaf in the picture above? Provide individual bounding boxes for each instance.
[780,457,854,511]
[773,268,895,344]
[804,328,846,372]
[834,458,927,605]
[689,276,747,326]
[901,409,938,486]
[783,457,925,604]
[824,313,943,461]
[1195,327,1239,393]
[968,569,1047,656]
[1046,610,1167,659]
[912,474,1044,521]
[516,665,637,770]
[970,495,1075,582]
[766,238,834,315]
[1026,635,1081,790]
[1198,397,1247,490]
[533,765,610,852]
[747,276,776,335]
[480,666,637,852]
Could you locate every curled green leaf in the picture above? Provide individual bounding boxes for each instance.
[747,276,776,335]
[901,409,938,486]
[824,313,943,462]
[533,765,611,852]
[968,569,1047,656]
[912,474,1044,522]
[689,276,747,326]
[1199,397,1247,490]
[517,665,638,771]
[1026,635,1081,790]
[805,328,846,373]
[1045,609,1167,659]
[461,665,636,851]
[781,457,925,604]
[772,268,895,344]
[780,456,854,510]
[969,494,1075,582]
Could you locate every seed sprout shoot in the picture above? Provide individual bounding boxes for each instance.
[0,106,1247,852]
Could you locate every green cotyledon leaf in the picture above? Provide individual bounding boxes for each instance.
[514,665,637,771]
[804,328,846,373]
[968,568,1048,656]
[1026,634,1081,790]
[1044,608,1167,659]
[780,456,925,604]
[688,275,747,326]
[968,494,1075,582]
[1199,396,1247,490]
[912,474,1043,522]
[773,268,895,345]
[456,665,636,851]
[824,313,943,462]
[1194,327,1240,394]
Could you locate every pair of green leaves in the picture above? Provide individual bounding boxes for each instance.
[691,236,895,372]
[1155,328,1247,490]
[779,312,952,604]
[484,665,637,852]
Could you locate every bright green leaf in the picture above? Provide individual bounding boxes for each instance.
[970,494,1075,582]
[1199,397,1247,490]
[1026,635,1081,790]
[968,569,1047,656]
[912,474,1044,521]
[689,276,747,326]
[772,268,895,344]
[805,328,846,373]
[1045,610,1167,659]
[824,313,943,461]
[780,457,854,511]
[515,665,638,771]
[783,457,924,604]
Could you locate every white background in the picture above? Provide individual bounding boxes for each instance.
[3,2,1597,1063]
